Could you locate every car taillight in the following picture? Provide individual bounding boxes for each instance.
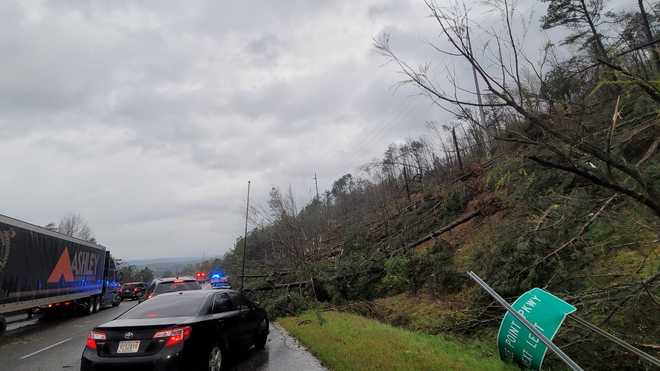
[86,330,106,350]
[153,326,192,347]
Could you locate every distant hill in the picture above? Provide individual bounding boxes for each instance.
[125,257,203,266]
[123,257,210,276]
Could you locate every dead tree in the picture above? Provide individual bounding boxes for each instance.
[375,0,660,218]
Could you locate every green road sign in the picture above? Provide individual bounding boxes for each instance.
[497,288,576,370]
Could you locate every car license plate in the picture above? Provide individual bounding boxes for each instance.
[117,340,140,353]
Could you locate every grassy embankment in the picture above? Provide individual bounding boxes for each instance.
[278,310,518,371]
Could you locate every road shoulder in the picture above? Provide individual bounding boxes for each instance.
[231,322,327,371]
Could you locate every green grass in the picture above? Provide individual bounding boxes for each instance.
[278,311,518,371]
[373,293,470,332]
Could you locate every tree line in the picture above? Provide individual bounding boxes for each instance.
[116,264,154,284]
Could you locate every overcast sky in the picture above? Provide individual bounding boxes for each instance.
[0,0,632,259]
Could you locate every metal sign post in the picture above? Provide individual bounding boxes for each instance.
[497,287,576,369]
[467,271,583,371]
[569,314,660,368]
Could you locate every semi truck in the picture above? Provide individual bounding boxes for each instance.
[0,214,120,334]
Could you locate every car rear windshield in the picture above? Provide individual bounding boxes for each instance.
[123,283,141,289]
[154,280,201,294]
[121,294,206,319]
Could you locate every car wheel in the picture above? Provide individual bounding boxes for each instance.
[254,319,268,349]
[207,345,224,371]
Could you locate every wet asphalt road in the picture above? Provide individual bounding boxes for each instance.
[0,301,326,371]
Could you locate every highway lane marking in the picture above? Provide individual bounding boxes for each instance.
[18,337,72,360]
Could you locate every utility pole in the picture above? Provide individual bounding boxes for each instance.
[313,173,320,201]
[240,180,251,292]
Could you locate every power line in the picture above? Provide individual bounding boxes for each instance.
[354,99,414,152]
[361,100,415,150]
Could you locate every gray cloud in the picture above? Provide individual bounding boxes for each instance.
[2,0,610,259]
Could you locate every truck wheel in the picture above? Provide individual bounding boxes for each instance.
[93,296,100,313]
[0,315,6,335]
[86,297,95,315]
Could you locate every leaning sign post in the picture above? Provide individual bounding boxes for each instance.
[497,288,576,369]
[467,271,583,371]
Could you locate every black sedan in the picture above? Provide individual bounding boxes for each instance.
[120,282,146,300]
[81,290,269,371]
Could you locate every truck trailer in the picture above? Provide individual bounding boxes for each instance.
[0,214,120,334]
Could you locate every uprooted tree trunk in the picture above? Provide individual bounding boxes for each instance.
[406,209,480,250]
